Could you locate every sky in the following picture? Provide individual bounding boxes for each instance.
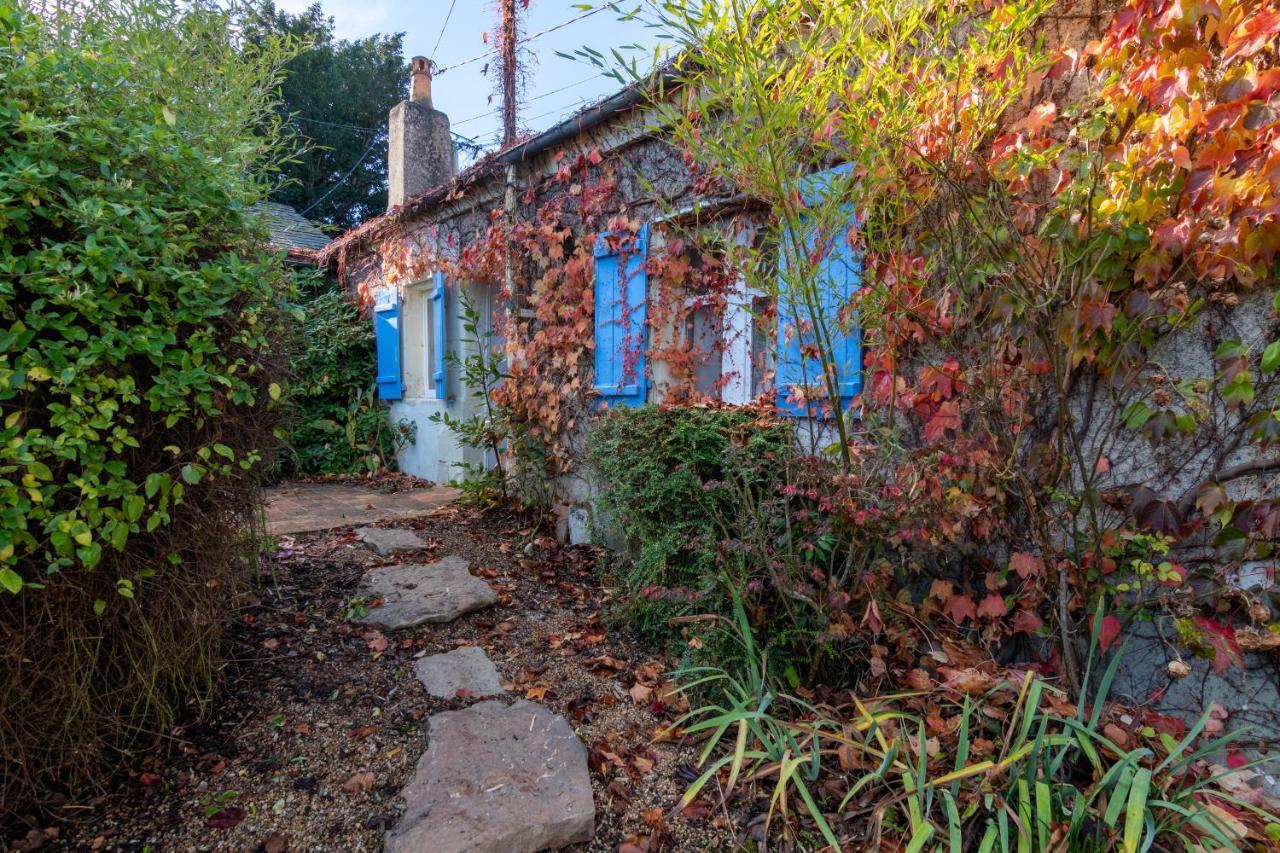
[273,0,660,160]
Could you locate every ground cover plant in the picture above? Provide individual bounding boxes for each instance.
[0,0,297,815]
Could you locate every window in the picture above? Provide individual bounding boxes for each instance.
[750,295,775,398]
[430,271,447,400]
[593,224,650,407]
[373,287,402,400]
[776,164,862,417]
[684,299,722,398]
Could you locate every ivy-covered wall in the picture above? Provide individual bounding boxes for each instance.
[325,0,1280,754]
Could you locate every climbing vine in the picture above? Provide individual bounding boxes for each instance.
[628,0,1280,687]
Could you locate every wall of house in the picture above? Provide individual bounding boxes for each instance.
[333,84,1280,759]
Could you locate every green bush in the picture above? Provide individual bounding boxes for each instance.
[585,405,792,645]
[0,0,296,812]
[276,276,407,476]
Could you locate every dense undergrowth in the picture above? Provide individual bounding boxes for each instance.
[586,405,792,652]
[577,0,1280,846]
[0,1,295,816]
[275,273,408,477]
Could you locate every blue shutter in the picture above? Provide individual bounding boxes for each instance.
[374,289,402,401]
[593,223,649,407]
[777,164,862,417]
[432,271,447,401]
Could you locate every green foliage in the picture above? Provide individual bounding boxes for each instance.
[277,275,407,475]
[678,604,1280,850]
[242,1,406,229]
[0,0,298,811]
[0,0,293,593]
[585,405,791,644]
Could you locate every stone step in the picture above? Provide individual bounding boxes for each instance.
[356,526,429,556]
[354,557,497,630]
[385,700,595,853]
[415,646,504,699]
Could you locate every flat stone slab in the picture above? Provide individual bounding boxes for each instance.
[355,526,428,556]
[385,700,595,853]
[415,646,504,699]
[264,483,459,535]
[354,557,497,630]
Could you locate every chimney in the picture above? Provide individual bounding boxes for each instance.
[387,56,456,210]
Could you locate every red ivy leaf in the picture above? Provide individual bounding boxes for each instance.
[1012,609,1043,633]
[1224,9,1280,62]
[1192,616,1243,675]
[977,594,1008,619]
[943,593,977,625]
[1009,551,1043,580]
[922,400,961,442]
[1092,614,1122,652]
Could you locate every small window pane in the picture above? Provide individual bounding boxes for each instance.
[751,295,774,397]
[684,305,722,398]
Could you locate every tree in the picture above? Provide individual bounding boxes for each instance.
[244,2,406,230]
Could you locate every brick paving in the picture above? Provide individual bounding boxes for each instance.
[263,482,459,534]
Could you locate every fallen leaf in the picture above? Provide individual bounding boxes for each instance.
[342,771,376,794]
[206,806,246,829]
[903,669,933,690]
[264,834,289,853]
[940,666,996,696]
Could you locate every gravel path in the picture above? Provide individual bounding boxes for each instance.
[20,504,732,852]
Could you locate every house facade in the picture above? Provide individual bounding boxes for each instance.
[319,59,854,525]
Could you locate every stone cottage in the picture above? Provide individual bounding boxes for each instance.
[317,57,852,524]
[318,42,1280,766]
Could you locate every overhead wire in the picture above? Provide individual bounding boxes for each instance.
[450,72,605,128]
[289,114,483,153]
[434,5,606,75]
[297,135,380,217]
[431,0,459,59]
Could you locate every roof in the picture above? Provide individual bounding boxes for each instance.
[250,202,332,258]
[318,61,684,266]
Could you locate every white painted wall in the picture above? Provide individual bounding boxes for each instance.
[390,277,494,485]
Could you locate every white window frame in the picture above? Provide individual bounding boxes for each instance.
[422,284,436,393]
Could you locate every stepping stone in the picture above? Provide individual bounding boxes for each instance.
[355,526,428,556]
[354,557,497,630]
[385,700,594,853]
[415,646,504,699]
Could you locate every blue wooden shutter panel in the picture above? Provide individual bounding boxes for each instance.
[432,271,447,401]
[374,289,402,401]
[593,223,649,407]
[777,164,862,417]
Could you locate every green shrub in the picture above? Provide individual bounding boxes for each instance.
[585,405,791,646]
[276,276,407,476]
[0,0,296,812]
